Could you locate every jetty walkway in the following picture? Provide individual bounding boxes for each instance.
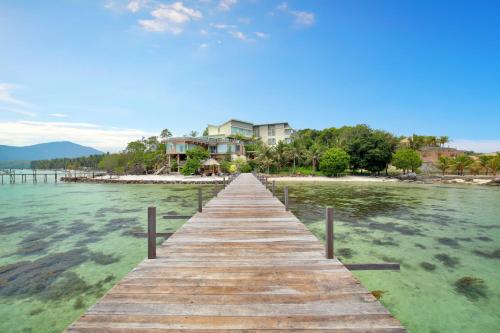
[67,173,405,332]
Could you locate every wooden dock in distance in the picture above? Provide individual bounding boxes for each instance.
[67,173,405,332]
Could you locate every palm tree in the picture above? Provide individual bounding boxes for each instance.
[468,162,482,176]
[452,155,473,176]
[273,141,288,171]
[478,155,492,175]
[487,155,500,176]
[439,136,449,147]
[306,143,324,173]
[285,140,305,174]
[189,130,198,137]
[436,155,452,176]
[256,145,275,174]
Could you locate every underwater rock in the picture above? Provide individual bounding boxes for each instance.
[372,237,399,246]
[89,251,120,265]
[454,276,487,301]
[73,296,85,309]
[420,262,436,271]
[16,240,50,255]
[415,243,427,249]
[472,249,500,259]
[437,237,460,248]
[0,249,89,298]
[40,272,89,301]
[476,236,493,242]
[28,308,43,316]
[336,248,354,259]
[434,253,460,268]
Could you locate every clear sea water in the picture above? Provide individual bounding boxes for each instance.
[0,176,499,333]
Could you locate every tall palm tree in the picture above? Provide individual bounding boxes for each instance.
[478,155,492,175]
[306,143,324,173]
[436,155,452,176]
[452,155,473,176]
[256,145,275,174]
[274,141,288,171]
[439,136,450,147]
[285,140,305,174]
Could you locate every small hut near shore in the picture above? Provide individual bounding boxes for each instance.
[202,158,220,176]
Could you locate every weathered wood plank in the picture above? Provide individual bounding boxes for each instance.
[66,173,405,332]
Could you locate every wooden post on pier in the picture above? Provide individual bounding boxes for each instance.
[148,207,156,259]
[223,176,226,188]
[44,174,47,183]
[284,186,289,211]
[213,181,218,197]
[264,177,268,188]
[198,188,203,213]
[55,171,58,183]
[325,207,334,259]
[272,180,275,196]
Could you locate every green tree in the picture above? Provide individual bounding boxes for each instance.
[451,155,473,176]
[181,147,209,176]
[439,136,450,147]
[160,128,172,139]
[189,130,198,137]
[478,155,493,175]
[392,149,422,173]
[319,148,350,177]
[306,143,324,173]
[487,154,500,176]
[202,127,209,136]
[285,138,305,173]
[255,145,275,174]
[436,155,452,175]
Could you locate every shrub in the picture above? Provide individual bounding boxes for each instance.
[320,148,350,176]
[181,158,201,175]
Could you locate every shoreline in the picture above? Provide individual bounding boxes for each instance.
[61,173,500,186]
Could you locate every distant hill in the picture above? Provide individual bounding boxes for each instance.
[0,141,103,163]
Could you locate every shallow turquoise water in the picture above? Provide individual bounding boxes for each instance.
[0,181,214,333]
[0,179,499,333]
[279,181,500,333]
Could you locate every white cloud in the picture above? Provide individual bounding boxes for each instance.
[127,0,148,12]
[453,139,500,153]
[218,0,237,11]
[0,120,155,152]
[277,2,315,27]
[254,31,269,38]
[0,83,31,108]
[237,17,251,24]
[139,2,203,34]
[49,113,69,118]
[229,30,255,42]
[210,23,236,30]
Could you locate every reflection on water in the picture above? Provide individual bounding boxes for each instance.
[279,181,500,333]
[0,180,499,332]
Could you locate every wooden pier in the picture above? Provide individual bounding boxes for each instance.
[67,173,405,332]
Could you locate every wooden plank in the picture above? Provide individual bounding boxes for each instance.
[66,173,405,332]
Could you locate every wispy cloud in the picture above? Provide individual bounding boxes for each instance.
[277,2,315,27]
[49,113,69,118]
[0,83,36,117]
[229,30,255,42]
[138,2,203,34]
[0,83,32,108]
[218,0,237,11]
[126,0,149,12]
[254,31,269,39]
[0,120,155,152]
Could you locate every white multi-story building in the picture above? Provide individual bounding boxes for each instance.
[207,119,294,145]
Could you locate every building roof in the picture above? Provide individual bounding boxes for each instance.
[203,158,220,166]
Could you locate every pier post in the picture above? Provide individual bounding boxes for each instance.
[55,171,57,183]
[148,207,157,259]
[213,181,218,197]
[198,188,203,213]
[272,180,275,196]
[284,187,289,211]
[326,207,334,259]
[265,177,268,189]
[44,174,47,183]
[223,176,226,188]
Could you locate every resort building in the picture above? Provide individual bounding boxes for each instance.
[165,119,294,173]
[207,119,294,145]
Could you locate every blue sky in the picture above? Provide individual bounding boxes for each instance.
[1,0,499,152]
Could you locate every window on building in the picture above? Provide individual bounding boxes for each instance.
[218,144,228,154]
[268,125,275,136]
[209,146,217,154]
[231,126,253,137]
[166,143,174,152]
[253,127,260,137]
[175,143,186,153]
[268,138,276,145]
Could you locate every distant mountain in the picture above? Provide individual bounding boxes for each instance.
[0,141,103,162]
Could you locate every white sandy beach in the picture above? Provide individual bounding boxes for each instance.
[268,175,399,182]
[95,174,224,182]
